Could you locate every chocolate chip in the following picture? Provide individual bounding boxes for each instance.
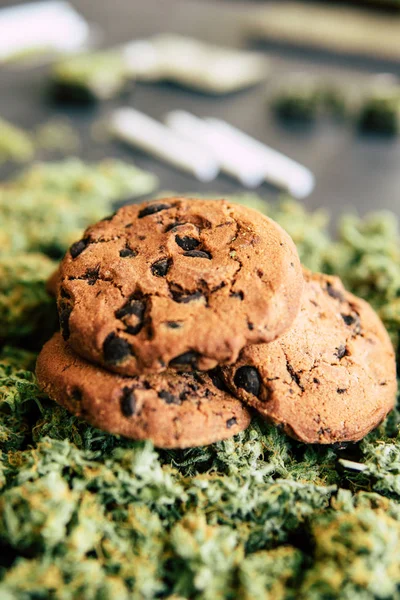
[84,266,100,286]
[169,351,199,368]
[313,378,320,384]
[208,368,228,392]
[342,314,355,326]
[318,427,331,436]
[165,222,185,232]
[230,291,244,300]
[335,345,347,359]
[115,299,146,336]
[70,387,82,402]
[341,313,361,334]
[175,235,200,251]
[60,287,71,299]
[234,366,261,397]
[115,299,145,321]
[193,372,206,385]
[337,388,347,394]
[326,282,344,302]
[183,250,212,260]
[103,333,132,364]
[138,203,171,218]
[151,258,172,277]
[171,290,203,304]
[247,321,254,331]
[59,303,72,340]
[166,321,182,329]
[187,381,199,392]
[226,417,237,429]
[120,387,136,417]
[120,247,137,258]
[70,237,90,259]
[158,390,179,404]
[125,324,142,335]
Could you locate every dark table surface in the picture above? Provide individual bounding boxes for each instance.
[1,0,400,222]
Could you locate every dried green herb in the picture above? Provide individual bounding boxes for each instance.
[1,192,400,598]
[272,83,320,123]
[0,253,57,345]
[52,51,131,103]
[0,158,158,257]
[269,74,400,136]
[0,118,80,167]
[238,546,303,600]
[0,119,35,165]
[324,211,400,348]
[270,75,348,124]
[34,120,81,154]
[299,490,400,599]
[358,90,400,135]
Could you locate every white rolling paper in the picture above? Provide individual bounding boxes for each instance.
[206,118,315,199]
[164,111,265,188]
[165,110,315,196]
[110,108,219,183]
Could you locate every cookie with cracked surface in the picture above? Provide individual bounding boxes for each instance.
[56,197,303,375]
[36,333,252,449]
[221,269,397,444]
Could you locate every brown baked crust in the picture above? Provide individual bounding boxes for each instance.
[56,198,303,375]
[221,269,397,444]
[46,267,60,297]
[36,333,252,449]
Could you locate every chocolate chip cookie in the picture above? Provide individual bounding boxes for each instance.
[56,198,303,375]
[36,333,252,448]
[221,270,397,444]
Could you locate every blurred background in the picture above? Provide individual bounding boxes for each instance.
[1,0,400,220]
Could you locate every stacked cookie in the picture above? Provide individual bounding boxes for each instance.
[36,198,397,448]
